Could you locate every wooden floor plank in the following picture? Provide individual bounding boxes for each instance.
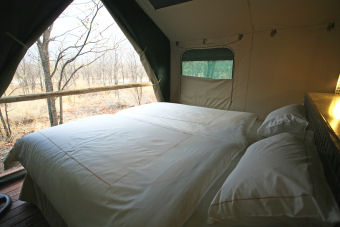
[10,200,26,210]
[21,212,49,227]
[0,203,35,223]
[1,208,39,227]
[29,218,50,227]
[0,178,49,227]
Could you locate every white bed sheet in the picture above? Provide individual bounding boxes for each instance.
[5,102,257,227]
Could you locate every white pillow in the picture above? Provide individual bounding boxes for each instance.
[207,132,340,226]
[257,104,308,138]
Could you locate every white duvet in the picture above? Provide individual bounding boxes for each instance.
[5,102,257,227]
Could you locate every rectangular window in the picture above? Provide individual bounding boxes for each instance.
[182,60,233,79]
[182,48,234,80]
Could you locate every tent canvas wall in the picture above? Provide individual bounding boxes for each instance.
[137,0,340,119]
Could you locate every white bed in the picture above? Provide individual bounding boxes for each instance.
[5,102,258,227]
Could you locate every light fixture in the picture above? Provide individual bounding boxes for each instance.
[335,74,340,94]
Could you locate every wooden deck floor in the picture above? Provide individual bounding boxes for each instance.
[0,178,49,227]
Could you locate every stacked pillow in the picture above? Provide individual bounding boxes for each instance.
[257,104,308,138]
[207,104,340,226]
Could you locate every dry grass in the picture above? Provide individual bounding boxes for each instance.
[0,85,156,174]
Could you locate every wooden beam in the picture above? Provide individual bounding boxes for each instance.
[0,82,153,104]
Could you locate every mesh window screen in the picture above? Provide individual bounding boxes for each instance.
[182,48,234,80]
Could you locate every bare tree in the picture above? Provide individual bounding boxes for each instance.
[37,25,58,126]
[14,49,45,94]
[0,105,11,140]
[126,52,145,105]
[0,90,16,141]
[113,50,121,98]
[36,0,117,125]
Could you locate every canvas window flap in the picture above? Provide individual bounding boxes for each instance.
[180,76,232,109]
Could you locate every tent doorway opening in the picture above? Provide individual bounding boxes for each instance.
[0,0,156,176]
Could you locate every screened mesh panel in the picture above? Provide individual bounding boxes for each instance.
[181,48,233,80]
[182,60,233,79]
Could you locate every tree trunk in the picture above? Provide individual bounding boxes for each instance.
[113,51,119,98]
[38,67,44,91]
[0,124,3,139]
[37,27,58,126]
[4,104,11,136]
[59,96,63,124]
[135,87,142,105]
[0,108,10,139]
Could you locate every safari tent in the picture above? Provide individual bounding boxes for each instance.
[1,0,340,226]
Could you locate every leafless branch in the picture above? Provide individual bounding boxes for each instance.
[49,25,83,41]
[58,1,103,90]
[61,52,106,90]
[77,47,116,57]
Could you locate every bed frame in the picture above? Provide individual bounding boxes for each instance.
[304,94,340,207]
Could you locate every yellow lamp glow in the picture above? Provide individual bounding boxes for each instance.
[335,74,340,94]
[328,98,340,129]
[333,99,340,119]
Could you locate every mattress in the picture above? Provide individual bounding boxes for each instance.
[5,102,257,227]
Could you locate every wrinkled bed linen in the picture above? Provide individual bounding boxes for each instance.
[5,102,257,227]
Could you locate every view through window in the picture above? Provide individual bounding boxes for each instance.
[182,48,234,80]
[0,0,156,175]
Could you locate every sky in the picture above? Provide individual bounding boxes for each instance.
[26,0,137,63]
[53,0,128,46]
